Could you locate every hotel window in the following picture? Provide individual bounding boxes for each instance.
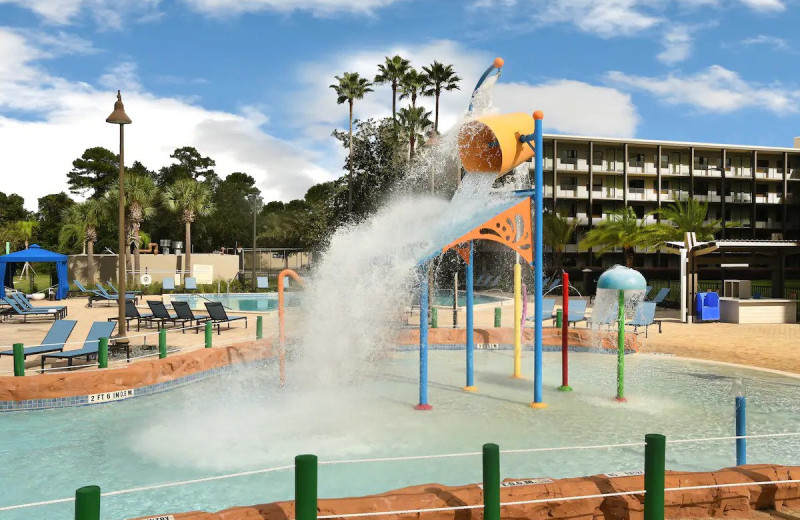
[695,181,708,196]
[695,156,709,169]
[633,205,645,219]
[757,159,769,172]
[563,149,578,164]
[628,179,645,193]
[756,183,768,196]
[629,153,645,168]
[592,177,603,192]
[661,179,670,194]
[655,154,669,169]
[592,202,603,218]
[593,151,603,166]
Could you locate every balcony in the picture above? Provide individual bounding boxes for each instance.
[726,193,753,203]
[693,167,723,178]
[755,167,783,180]
[754,193,783,204]
[728,167,752,179]
[557,187,589,198]
[564,244,580,253]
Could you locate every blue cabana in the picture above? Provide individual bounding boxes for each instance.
[0,245,69,300]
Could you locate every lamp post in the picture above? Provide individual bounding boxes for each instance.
[249,193,261,291]
[106,91,132,345]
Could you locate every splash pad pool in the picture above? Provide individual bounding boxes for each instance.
[3,57,800,520]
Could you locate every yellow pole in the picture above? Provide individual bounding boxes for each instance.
[513,262,522,378]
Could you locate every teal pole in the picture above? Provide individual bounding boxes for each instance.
[616,289,626,402]
[257,315,263,339]
[12,343,24,376]
[644,434,666,520]
[483,443,500,520]
[555,309,562,329]
[417,265,432,410]
[74,485,101,520]
[295,454,318,520]
[159,328,167,359]
[98,337,108,369]
[431,307,438,328]
[494,307,501,327]
[205,321,212,347]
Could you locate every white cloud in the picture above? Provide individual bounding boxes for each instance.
[181,0,405,17]
[741,34,790,49]
[292,39,639,152]
[0,0,161,27]
[738,0,785,11]
[607,65,800,114]
[658,26,693,63]
[0,27,333,209]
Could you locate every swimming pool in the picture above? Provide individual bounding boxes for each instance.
[2,351,799,520]
[432,289,505,307]
[172,292,302,312]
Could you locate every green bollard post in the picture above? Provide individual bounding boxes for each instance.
[12,343,24,377]
[295,454,318,520]
[159,328,167,359]
[205,321,213,348]
[555,309,563,329]
[616,289,626,402]
[431,307,438,329]
[98,337,108,369]
[483,443,500,520]
[494,307,501,327]
[74,485,101,520]
[257,315,263,339]
[644,434,666,520]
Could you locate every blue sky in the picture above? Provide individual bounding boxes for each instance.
[1,0,799,209]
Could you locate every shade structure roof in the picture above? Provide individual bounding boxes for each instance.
[0,244,68,263]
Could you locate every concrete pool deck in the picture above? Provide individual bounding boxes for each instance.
[1,293,800,376]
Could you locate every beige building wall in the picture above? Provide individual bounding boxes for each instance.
[69,253,240,284]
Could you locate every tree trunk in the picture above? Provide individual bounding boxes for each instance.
[434,90,440,133]
[87,238,95,283]
[624,247,635,268]
[185,219,192,278]
[411,91,416,110]
[348,99,354,213]
[409,133,415,158]
[132,221,141,284]
[391,82,397,131]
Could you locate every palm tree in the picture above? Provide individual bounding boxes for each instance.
[421,61,461,133]
[108,173,158,280]
[374,55,410,130]
[649,196,723,242]
[543,212,577,275]
[580,207,656,267]
[164,178,214,277]
[59,200,104,282]
[398,106,433,158]
[330,72,373,212]
[399,68,426,110]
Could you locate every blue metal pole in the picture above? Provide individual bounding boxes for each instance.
[736,396,746,465]
[416,265,432,410]
[531,114,546,408]
[465,241,476,391]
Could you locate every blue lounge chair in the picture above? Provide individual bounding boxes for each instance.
[566,299,588,326]
[107,280,141,295]
[0,320,77,359]
[162,277,176,294]
[185,277,198,292]
[2,297,61,322]
[256,276,269,290]
[40,321,117,369]
[108,299,154,331]
[97,282,138,303]
[473,274,488,287]
[526,297,556,324]
[146,300,184,329]
[544,277,560,294]
[644,286,653,298]
[74,280,109,307]
[648,287,670,306]
[203,301,248,334]
[696,292,720,322]
[628,301,662,337]
[9,292,67,319]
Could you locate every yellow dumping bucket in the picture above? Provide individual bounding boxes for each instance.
[457,112,536,177]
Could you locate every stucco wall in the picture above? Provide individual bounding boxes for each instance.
[68,253,241,284]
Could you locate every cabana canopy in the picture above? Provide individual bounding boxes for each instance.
[0,245,69,300]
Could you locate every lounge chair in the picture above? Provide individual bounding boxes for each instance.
[566,299,588,327]
[185,277,198,292]
[628,301,662,337]
[543,277,560,295]
[648,287,670,306]
[696,292,720,322]
[526,297,556,324]
[40,321,117,370]
[171,301,210,332]
[162,277,176,294]
[9,292,67,319]
[203,301,248,334]
[0,320,77,359]
[256,276,269,290]
[107,280,142,295]
[97,282,139,303]
[644,286,653,298]
[2,297,61,322]
[108,299,154,331]
[146,300,190,330]
[74,280,112,307]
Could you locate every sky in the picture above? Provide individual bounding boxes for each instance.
[1,0,799,210]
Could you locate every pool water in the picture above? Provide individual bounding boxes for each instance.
[172,293,302,312]
[432,289,505,307]
[2,352,799,520]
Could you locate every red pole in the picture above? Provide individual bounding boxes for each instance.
[559,272,572,391]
